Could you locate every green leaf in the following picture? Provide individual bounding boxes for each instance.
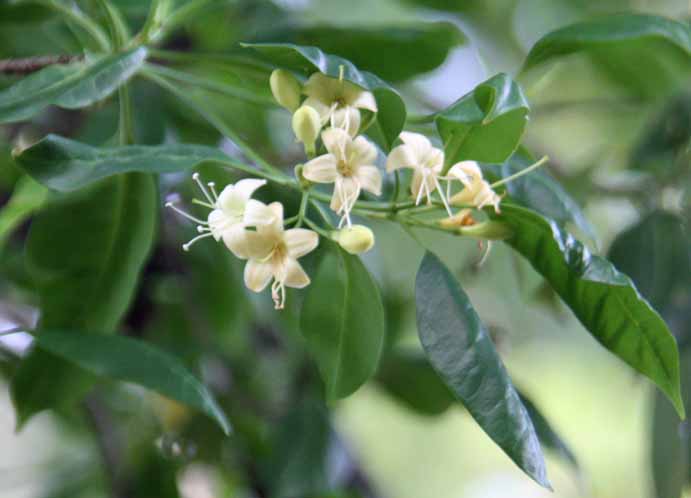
[254,22,464,82]
[376,352,455,416]
[11,173,157,426]
[14,134,229,192]
[484,148,597,243]
[435,73,529,169]
[609,211,690,311]
[415,251,550,488]
[30,329,231,435]
[522,14,691,98]
[241,42,406,151]
[518,390,579,471]
[495,204,685,417]
[300,243,385,401]
[651,386,687,498]
[0,175,46,249]
[0,47,147,123]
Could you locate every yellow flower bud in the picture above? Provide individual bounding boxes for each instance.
[332,225,375,254]
[270,69,301,112]
[292,105,321,155]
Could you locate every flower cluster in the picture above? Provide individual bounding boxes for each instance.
[167,68,506,310]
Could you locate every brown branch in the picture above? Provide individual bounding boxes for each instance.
[0,55,83,75]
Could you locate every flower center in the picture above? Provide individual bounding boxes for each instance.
[337,159,353,177]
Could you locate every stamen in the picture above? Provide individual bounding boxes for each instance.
[182,232,213,251]
[192,173,215,205]
[433,176,453,217]
[338,65,345,83]
[415,170,427,205]
[271,280,286,310]
[208,182,219,201]
[476,240,492,267]
[192,198,215,209]
[166,202,208,225]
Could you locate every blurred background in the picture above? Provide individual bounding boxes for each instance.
[0,0,689,497]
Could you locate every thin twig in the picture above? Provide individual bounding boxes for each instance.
[0,55,82,75]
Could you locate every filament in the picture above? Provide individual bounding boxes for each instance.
[433,176,453,217]
[166,202,208,225]
[192,173,215,205]
[208,182,219,201]
[182,232,213,251]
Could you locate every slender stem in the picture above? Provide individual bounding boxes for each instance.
[303,218,331,238]
[296,191,309,228]
[142,69,285,177]
[490,156,549,188]
[390,171,400,211]
[35,0,111,52]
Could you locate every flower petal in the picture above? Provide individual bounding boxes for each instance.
[283,258,311,289]
[386,144,417,172]
[350,135,377,165]
[233,178,267,202]
[330,176,361,213]
[207,209,232,241]
[222,225,272,259]
[284,228,319,258]
[356,166,382,196]
[244,259,274,292]
[332,106,361,137]
[399,131,432,160]
[243,199,276,227]
[257,202,284,238]
[348,88,377,113]
[321,127,350,158]
[303,73,338,105]
[303,154,338,184]
[303,96,332,124]
[410,169,437,201]
[447,161,483,187]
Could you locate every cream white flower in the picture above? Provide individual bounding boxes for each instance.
[302,72,377,137]
[302,127,382,227]
[242,202,319,309]
[166,174,275,256]
[386,131,451,214]
[447,161,502,213]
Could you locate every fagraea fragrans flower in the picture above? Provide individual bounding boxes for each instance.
[302,127,382,228]
[386,131,452,215]
[302,71,378,137]
[241,202,318,310]
[447,160,502,213]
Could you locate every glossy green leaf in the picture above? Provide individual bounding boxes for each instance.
[30,329,230,434]
[495,204,685,417]
[518,391,579,470]
[11,173,157,426]
[15,134,229,192]
[522,14,691,98]
[415,251,550,488]
[484,148,597,243]
[435,73,529,169]
[0,47,147,123]
[254,22,464,82]
[241,42,406,151]
[300,243,385,401]
[609,211,690,311]
[376,352,455,416]
[0,175,46,249]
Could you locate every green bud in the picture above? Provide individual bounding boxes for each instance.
[270,69,301,112]
[292,105,321,156]
[332,225,375,254]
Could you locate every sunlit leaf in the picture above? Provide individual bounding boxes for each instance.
[495,204,685,417]
[300,243,385,401]
[415,251,550,488]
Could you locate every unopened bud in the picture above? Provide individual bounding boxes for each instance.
[332,225,375,254]
[292,105,321,155]
[270,69,301,112]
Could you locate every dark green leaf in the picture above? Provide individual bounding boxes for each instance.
[522,14,691,98]
[254,22,464,82]
[14,134,230,192]
[0,175,46,249]
[518,390,579,470]
[301,242,385,401]
[0,47,147,123]
[495,204,685,417]
[415,251,550,488]
[241,42,406,151]
[609,211,690,311]
[31,329,230,434]
[11,173,157,426]
[435,73,529,168]
[376,353,455,416]
[484,148,597,243]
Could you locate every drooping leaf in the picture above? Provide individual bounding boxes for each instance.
[495,204,685,417]
[300,242,385,401]
[30,329,230,434]
[415,251,550,488]
[484,148,597,243]
[609,211,690,311]
[518,390,579,470]
[14,134,230,191]
[241,42,406,151]
[435,73,529,169]
[254,22,465,82]
[11,173,157,426]
[522,14,691,98]
[0,175,46,249]
[376,352,455,416]
[0,47,147,123]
